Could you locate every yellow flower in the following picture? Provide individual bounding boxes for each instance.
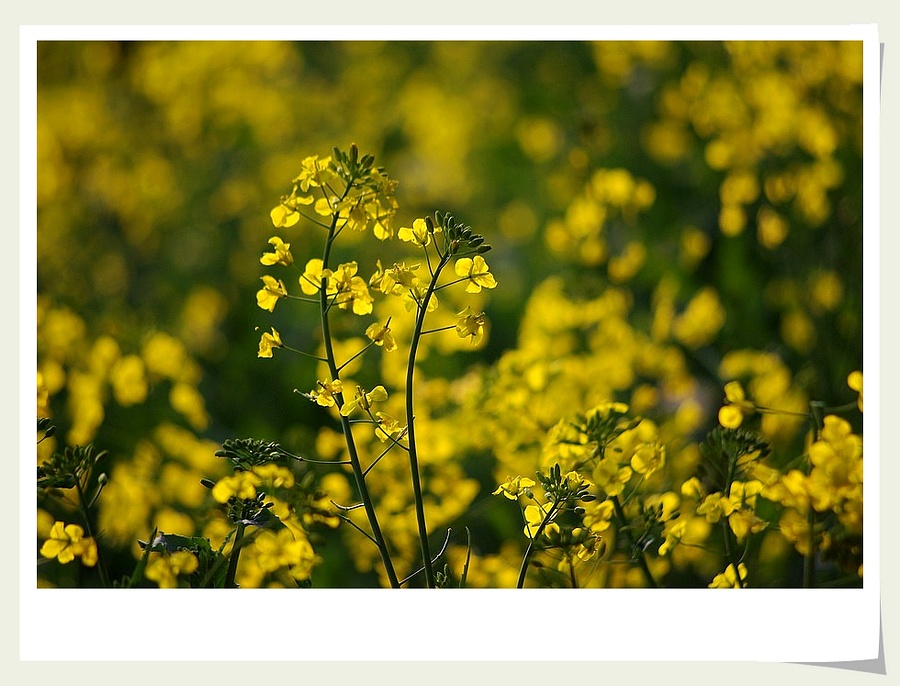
[109,354,148,406]
[145,550,199,589]
[492,475,536,500]
[728,509,766,542]
[672,287,725,348]
[717,380,755,428]
[270,192,314,228]
[252,463,295,489]
[292,155,334,192]
[398,217,439,247]
[374,411,406,443]
[696,492,726,523]
[455,306,486,345]
[523,503,552,538]
[256,275,288,312]
[365,321,397,352]
[253,528,308,573]
[211,471,261,503]
[630,442,666,477]
[40,521,98,566]
[709,563,747,588]
[339,385,388,417]
[454,255,498,293]
[299,259,333,296]
[370,261,420,296]
[583,499,616,533]
[260,236,293,267]
[592,460,633,497]
[257,328,283,358]
[332,262,374,315]
[308,379,344,408]
[270,204,299,229]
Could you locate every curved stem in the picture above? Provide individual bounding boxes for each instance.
[75,478,109,588]
[403,255,450,588]
[320,213,399,588]
[516,499,561,589]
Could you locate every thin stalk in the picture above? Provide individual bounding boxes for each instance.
[403,255,450,588]
[224,522,246,588]
[803,405,825,589]
[720,450,744,587]
[75,478,109,588]
[337,339,376,373]
[516,499,561,589]
[610,494,658,588]
[721,519,745,587]
[320,214,399,588]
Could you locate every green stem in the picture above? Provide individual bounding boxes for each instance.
[610,494,658,588]
[720,457,745,587]
[75,478,109,588]
[803,405,825,588]
[320,211,399,589]
[516,499,561,588]
[224,522,245,588]
[403,255,450,588]
[721,519,744,587]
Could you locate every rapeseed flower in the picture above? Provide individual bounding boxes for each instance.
[365,321,397,352]
[339,385,388,417]
[454,255,497,293]
[260,236,293,267]
[299,258,333,296]
[492,475,536,500]
[717,381,755,429]
[332,262,374,315]
[211,471,261,503]
[257,327,283,358]
[145,550,199,588]
[709,563,748,588]
[455,306,486,345]
[40,521,98,566]
[398,217,440,247]
[256,275,288,312]
[308,379,343,408]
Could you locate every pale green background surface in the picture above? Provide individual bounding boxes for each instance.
[4,1,895,682]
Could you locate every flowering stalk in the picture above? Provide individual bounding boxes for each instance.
[403,251,450,588]
[319,193,400,589]
[258,150,493,589]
